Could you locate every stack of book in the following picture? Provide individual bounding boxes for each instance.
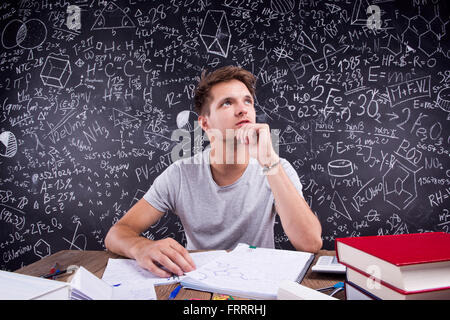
[335,232,450,300]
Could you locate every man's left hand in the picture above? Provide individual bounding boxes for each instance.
[235,123,279,168]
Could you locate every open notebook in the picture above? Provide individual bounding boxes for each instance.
[180,243,315,299]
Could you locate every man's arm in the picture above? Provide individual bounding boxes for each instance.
[104,198,196,277]
[266,164,323,253]
[236,123,322,253]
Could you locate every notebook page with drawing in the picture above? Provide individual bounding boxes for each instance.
[181,243,315,299]
[101,250,227,286]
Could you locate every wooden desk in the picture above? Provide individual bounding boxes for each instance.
[15,249,346,300]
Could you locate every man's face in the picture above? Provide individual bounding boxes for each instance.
[199,79,256,141]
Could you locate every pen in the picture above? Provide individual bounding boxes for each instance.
[168,284,182,300]
[41,263,66,279]
[42,269,67,279]
[316,282,344,297]
[41,264,78,279]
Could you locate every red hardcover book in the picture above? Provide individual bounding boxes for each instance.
[335,232,450,296]
[346,268,450,300]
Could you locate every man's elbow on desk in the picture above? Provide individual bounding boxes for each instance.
[292,234,323,254]
[286,214,323,254]
[308,236,323,254]
[104,226,116,252]
[104,224,131,255]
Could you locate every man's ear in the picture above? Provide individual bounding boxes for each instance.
[198,115,208,131]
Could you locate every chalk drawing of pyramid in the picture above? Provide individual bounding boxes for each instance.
[112,108,140,127]
[351,0,372,26]
[91,1,135,31]
[330,191,352,221]
[200,10,231,57]
[279,125,306,145]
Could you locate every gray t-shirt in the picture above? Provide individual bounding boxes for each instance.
[143,147,304,250]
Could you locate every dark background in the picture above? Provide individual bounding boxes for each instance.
[0,0,449,271]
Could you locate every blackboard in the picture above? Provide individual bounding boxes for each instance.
[0,0,449,271]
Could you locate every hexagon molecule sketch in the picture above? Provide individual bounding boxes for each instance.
[34,239,51,258]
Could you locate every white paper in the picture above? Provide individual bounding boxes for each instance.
[0,270,70,300]
[101,250,227,298]
[71,266,113,300]
[111,280,157,300]
[102,258,170,285]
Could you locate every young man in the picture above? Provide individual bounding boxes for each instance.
[105,66,322,277]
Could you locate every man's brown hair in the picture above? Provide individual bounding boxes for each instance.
[194,66,256,116]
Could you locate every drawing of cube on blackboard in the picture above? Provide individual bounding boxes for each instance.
[200,10,231,58]
[40,54,72,88]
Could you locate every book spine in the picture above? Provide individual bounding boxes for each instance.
[342,263,450,295]
[345,281,380,300]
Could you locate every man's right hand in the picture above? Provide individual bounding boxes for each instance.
[104,199,196,278]
[131,237,196,278]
